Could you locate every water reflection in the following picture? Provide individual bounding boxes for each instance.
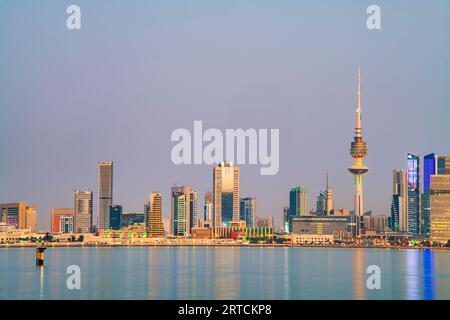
[353,249,366,299]
[405,250,420,300]
[422,249,435,300]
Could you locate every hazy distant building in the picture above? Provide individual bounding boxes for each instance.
[109,205,122,230]
[74,190,93,233]
[213,162,240,227]
[391,169,408,232]
[98,161,113,230]
[146,193,164,237]
[407,154,420,234]
[240,197,256,227]
[430,175,450,244]
[282,206,289,232]
[204,191,213,222]
[171,186,191,237]
[51,208,74,233]
[256,216,273,228]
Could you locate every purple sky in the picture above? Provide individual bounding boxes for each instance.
[0,0,449,230]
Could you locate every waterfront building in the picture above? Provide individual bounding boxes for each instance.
[289,215,354,236]
[407,154,420,234]
[430,175,450,244]
[288,187,308,217]
[240,197,256,227]
[290,234,334,245]
[60,216,74,233]
[109,205,122,230]
[213,161,240,227]
[348,67,369,235]
[256,217,274,228]
[191,227,213,239]
[0,202,27,229]
[146,193,164,237]
[390,169,408,232]
[204,191,213,222]
[212,226,273,241]
[74,190,93,233]
[98,161,113,230]
[121,212,145,227]
[50,208,74,233]
[171,186,191,237]
[282,206,289,232]
[363,214,388,233]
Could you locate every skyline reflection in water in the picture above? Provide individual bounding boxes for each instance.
[0,247,448,300]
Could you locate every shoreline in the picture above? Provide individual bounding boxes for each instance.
[1,242,449,250]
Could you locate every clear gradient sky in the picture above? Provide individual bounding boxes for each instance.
[1,0,449,229]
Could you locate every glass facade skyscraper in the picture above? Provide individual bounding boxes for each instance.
[423,153,437,235]
[213,162,240,227]
[98,161,113,230]
[407,153,420,234]
[240,197,256,227]
[109,205,122,230]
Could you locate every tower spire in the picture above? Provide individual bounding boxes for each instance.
[356,65,362,138]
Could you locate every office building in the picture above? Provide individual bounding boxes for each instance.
[256,216,273,228]
[74,190,93,233]
[189,189,198,232]
[51,208,74,233]
[430,175,450,244]
[98,161,113,230]
[109,205,122,230]
[122,212,145,227]
[407,153,420,234]
[289,186,308,217]
[390,169,408,232]
[171,186,191,237]
[240,197,256,227]
[25,206,37,233]
[60,216,74,233]
[146,193,164,237]
[0,202,27,229]
[213,162,240,227]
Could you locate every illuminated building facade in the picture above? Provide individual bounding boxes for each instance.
[213,162,240,227]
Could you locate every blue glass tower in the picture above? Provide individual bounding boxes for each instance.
[109,205,122,230]
[407,154,420,234]
[423,153,436,235]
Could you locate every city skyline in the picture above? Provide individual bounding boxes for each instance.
[1,1,449,229]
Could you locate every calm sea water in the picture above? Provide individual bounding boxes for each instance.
[0,247,449,300]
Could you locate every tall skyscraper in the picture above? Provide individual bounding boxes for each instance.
[189,189,198,232]
[171,185,191,236]
[430,175,450,244]
[204,191,213,222]
[423,153,437,235]
[109,205,122,230]
[348,66,369,219]
[74,190,93,233]
[391,169,408,232]
[240,197,256,227]
[146,192,164,237]
[407,153,420,234]
[213,162,240,227]
[288,187,307,217]
[98,161,113,230]
[316,191,327,215]
[50,208,74,233]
